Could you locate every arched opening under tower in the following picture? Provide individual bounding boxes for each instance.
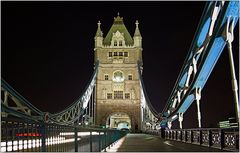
[106,113,131,130]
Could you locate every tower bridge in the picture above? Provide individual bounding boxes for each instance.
[1,1,239,152]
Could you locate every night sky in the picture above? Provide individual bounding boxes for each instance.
[2,1,239,128]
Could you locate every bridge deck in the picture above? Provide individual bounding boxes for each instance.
[107,133,224,152]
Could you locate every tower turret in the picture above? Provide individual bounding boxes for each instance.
[133,20,142,48]
[94,21,103,48]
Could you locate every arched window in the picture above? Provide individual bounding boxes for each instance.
[113,70,124,82]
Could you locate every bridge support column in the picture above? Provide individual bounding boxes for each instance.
[195,87,201,128]
[167,121,172,129]
[224,17,239,124]
[178,113,183,129]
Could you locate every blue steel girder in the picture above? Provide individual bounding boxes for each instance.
[160,1,239,125]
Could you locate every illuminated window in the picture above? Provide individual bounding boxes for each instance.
[114,52,118,56]
[109,52,112,57]
[119,52,123,56]
[114,91,123,99]
[119,40,123,46]
[124,52,128,57]
[128,75,133,80]
[107,93,112,99]
[125,93,130,99]
[114,41,117,46]
[104,74,109,80]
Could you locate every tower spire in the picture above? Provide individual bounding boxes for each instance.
[95,20,103,37]
[134,20,141,37]
[134,20,142,47]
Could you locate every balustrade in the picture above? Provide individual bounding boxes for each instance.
[164,127,239,152]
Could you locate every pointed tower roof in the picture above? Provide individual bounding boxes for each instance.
[134,20,141,37]
[103,13,133,46]
[95,20,103,37]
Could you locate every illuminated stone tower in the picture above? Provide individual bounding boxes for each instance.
[94,14,143,132]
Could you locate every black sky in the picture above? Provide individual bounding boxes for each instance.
[2,1,239,128]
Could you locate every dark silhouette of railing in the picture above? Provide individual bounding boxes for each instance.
[1,117,127,152]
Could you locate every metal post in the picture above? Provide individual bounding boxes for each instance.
[195,87,201,128]
[27,122,29,151]
[220,129,224,150]
[17,122,20,152]
[209,130,212,147]
[104,130,107,152]
[227,36,239,124]
[89,98,91,125]
[199,129,202,145]
[224,17,239,124]
[91,89,94,125]
[178,113,183,129]
[41,123,46,152]
[108,131,111,149]
[98,132,101,151]
[6,122,8,152]
[90,131,92,152]
[74,127,78,152]
[12,122,14,152]
[35,124,38,152]
[167,121,172,129]
[31,123,34,152]
[94,85,96,125]
[85,107,88,126]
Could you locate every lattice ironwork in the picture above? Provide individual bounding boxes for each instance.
[224,131,239,151]
[192,130,200,144]
[211,131,221,149]
[165,128,239,152]
[186,130,192,143]
[177,130,182,141]
[201,130,210,146]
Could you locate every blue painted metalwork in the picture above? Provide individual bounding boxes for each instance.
[197,18,211,47]
[160,1,239,125]
[1,1,238,145]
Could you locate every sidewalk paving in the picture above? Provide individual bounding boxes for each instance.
[107,133,224,152]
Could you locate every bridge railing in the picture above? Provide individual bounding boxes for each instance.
[1,117,127,152]
[165,127,239,152]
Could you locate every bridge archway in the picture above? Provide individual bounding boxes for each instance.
[106,112,131,130]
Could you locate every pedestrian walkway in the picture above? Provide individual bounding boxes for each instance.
[106,133,224,152]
